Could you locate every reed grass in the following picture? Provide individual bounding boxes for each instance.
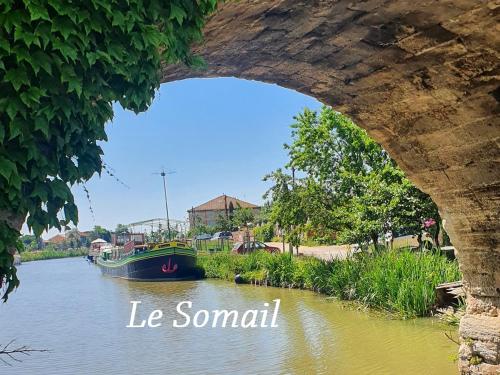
[197,249,461,318]
[20,248,88,262]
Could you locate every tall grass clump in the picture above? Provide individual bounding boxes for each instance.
[197,249,461,318]
[325,250,461,317]
[20,248,88,262]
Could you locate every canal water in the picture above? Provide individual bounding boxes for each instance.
[1,258,457,374]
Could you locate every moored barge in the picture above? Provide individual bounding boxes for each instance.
[97,241,197,281]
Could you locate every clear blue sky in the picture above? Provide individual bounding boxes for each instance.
[36,78,322,237]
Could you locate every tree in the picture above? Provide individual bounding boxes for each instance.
[19,234,41,251]
[264,169,307,254]
[214,214,233,232]
[253,222,274,242]
[187,216,214,238]
[0,1,219,300]
[232,207,256,229]
[114,224,130,235]
[253,202,276,242]
[89,226,111,243]
[272,107,441,251]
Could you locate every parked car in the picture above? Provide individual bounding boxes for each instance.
[194,233,212,240]
[211,231,233,241]
[231,241,280,254]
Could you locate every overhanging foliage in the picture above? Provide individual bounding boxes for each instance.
[0,0,219,300]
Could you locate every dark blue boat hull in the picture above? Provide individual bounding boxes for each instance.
[98,250,197,281]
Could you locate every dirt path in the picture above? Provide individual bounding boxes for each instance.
[266,235,419,261]
[265,242,352,260]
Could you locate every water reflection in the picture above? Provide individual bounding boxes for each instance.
[0,258,457,374]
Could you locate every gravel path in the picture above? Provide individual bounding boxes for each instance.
[265,242,352,260]
[266,235,419,261]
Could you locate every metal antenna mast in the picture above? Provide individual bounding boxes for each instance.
[153,168,176,240]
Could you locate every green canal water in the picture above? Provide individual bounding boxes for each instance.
[1,257,458,374]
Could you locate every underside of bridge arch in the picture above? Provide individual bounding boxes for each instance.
[161,1,499,373]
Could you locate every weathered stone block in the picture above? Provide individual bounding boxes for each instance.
[460,315,500,343]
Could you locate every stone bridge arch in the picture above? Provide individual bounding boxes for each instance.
[161,1,499,373]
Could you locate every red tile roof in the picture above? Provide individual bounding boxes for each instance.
[189,195,259,212]
[44,234,66,244]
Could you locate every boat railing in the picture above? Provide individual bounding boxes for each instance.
[150,241,190,250]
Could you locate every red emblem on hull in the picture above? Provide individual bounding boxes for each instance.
[161,258,178,273]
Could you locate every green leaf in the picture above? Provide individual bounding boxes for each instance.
[9,173,22,190]
[111,11,125,29]
[6,98,27,120]
[50,179,70,200]
[27,3,50,21]
[13,45,31,65]
[14,28,38,47]
[170,4,187,25]
[34,116,49,138]
[86,52,97,66]
[60,64,76,82]
[52,39,78,62]
[0,37,10,53]
[9,117,25,140]
[5,68,30,91]
[67,77,82,96]
[93,0,112,13]
[142,26,162,46]
[20,91,38,106]
[64,202,78,223]
[32,50,52,75]
[34,22,52,49]
[106,43,123,62]
[52,16,74,40]
[0,158,17,180]
[2,9,28,33]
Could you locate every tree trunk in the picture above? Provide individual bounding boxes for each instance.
[0,209,25,254]
[371,233,379,252]
[0,210,25,232]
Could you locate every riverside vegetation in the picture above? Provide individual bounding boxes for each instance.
[20,248,88,262]
[197,249,461,318]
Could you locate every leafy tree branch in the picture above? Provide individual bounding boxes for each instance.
[0,0,220,300]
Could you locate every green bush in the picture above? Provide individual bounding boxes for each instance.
[197,249,461,318]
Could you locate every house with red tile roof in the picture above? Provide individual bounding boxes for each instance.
[187,194,260,228]
[44,234,66,245]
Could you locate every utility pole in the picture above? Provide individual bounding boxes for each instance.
[161,170,171,240]
[154,168,176,241]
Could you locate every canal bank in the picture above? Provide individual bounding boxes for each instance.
[0,257,458,374]
[197,250,461,318]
